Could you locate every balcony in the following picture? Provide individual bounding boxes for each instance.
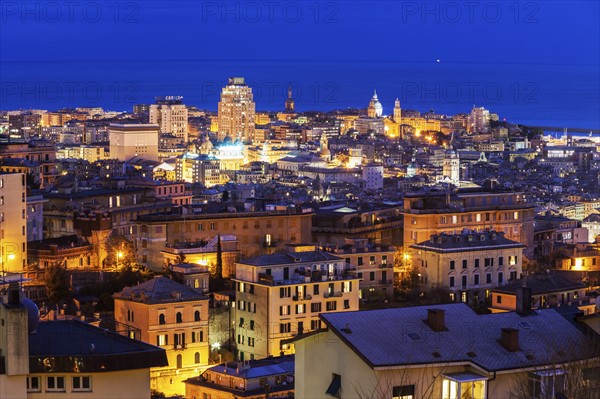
[379,279,393,285]
[379,263,392,269]
[174,343,186,350]
[324,291,344,298]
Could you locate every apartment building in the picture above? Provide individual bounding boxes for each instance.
[411,231,525,304]
[113,276,210,396]
[233,244,360,361]
[0,172,27,273]
[403,188,535,257]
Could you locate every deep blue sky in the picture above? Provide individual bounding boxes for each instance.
[1,1,599,127]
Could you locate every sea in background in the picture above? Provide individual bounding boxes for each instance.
[1,59,598,129]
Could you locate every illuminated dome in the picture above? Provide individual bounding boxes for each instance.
[368,90,383,117]
[222,135,233,144]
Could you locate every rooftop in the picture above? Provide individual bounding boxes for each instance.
[493,273,586,295]
[318,303,599,372]
[411,231,525,253]
[29,319,167,373]
[113,276,208,304]
[239,251,341,267]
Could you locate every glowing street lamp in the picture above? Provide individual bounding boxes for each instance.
[117,251,124,269]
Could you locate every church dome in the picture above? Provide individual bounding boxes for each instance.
[223,135,233,144]
[369,90,383,117]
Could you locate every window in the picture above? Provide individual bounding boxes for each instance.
[280,305,290,316]
[176,312,183,323]
[249,320,255,330]
[475,259,480,268]
[313,284,320,295]
[239,317,245,327]
[72,376,92,392]
[449,277,455,287]
[461,275,467,289]
[344,299,350,309]
[497,295,502,304]
[357,257,363,266]
[311,302,322,312]
[296,304,306,314]
[210,222,215,230]
[194,310,201,321]
[499,256,504,266]
[474,274,480,285]
[529,370,566,399]
[280,287,291,298]
[450,260,455,270]
[27,376,41,392]
[46,376,65,392]
[326,301,337,311]
[280,323,291,333]
[157,334,167,346]
[342,281,352,292]
[462,260,467,269]
[177,354,183,369]
[509,255,518,265]
[159,314,166,325]
[498,272,504,284]
[486,273,492,284]
[195,352,200,364]
[393,385,415,399]
[311,319,321,330]
[369,271,375,281]
[326,374,342,397]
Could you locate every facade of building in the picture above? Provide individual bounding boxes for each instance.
[0,172,27,273]
[134,210,314,270]
[184,355,295,399]
[403,189,536,258]
[109,123,159,162]
[294,303,600,399]
[217,77,256,143]
[0,284,167,399]
[113,276,210,396]
[233,245,360,361]
[176,153,221,186]
[411,231,525,304]
[149,97,189,142]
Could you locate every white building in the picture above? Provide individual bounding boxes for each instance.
[362,163,383,190]
[149,97,189,142]
[109,123,159,162]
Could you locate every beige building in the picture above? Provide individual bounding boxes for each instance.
[403,189,535,258]
[217,77,255,143]
[411,231,524,304]
[294,303,600,399]
[134,210,313,271]
[113,276,210,396]
[149,97,189,142]
[0,172,27,273]
[233,244,360,361]
[0,283,167,399]
[109,123,159,162]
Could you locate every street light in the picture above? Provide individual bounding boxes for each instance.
[117,251,123,269]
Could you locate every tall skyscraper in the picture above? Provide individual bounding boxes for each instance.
[109,123,159,161]
[0,172,27,273]
[217,77,255,143]
[149,96,189,142]
[284,85,295,112]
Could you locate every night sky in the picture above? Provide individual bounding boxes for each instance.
[1,1,599,127]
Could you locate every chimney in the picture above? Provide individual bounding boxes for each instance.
[516,286,532,315]
[500,328,520,352]
[427,308,446,332]
[8,282,20,305]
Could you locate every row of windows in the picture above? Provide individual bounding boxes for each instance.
[449,256,518,270]
[156,330,204,346]
[449,271,518,288]
[279,282,353,298]
[157,310,202,325]
[27,376,91,393]
[438,211,520,225]
[279,300,350,316]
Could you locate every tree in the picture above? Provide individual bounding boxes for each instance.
[211,235,225,291]
[43,262,70,305]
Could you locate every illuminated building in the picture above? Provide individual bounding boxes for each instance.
[114,277,210,396]
[284,85,295,112]
[216,140,246,172]
[109,123,159,162]
[0,172,27,273]
[233,244,360,360]
[411,230,524,304]
[150,97,189,142]
[217,77,255,143]
[367,90,383,118]
[175,153,220,186]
